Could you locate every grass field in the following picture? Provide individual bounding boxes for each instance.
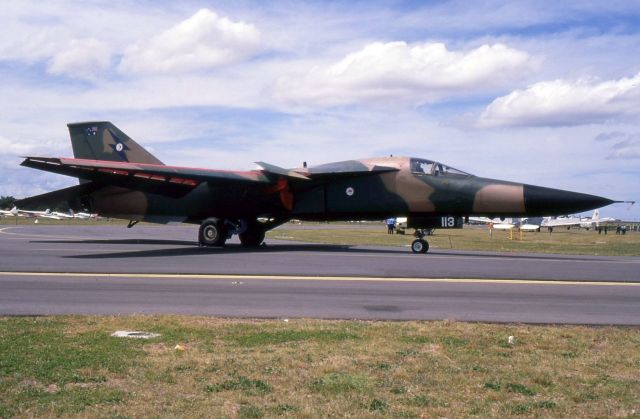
[2,217,639,256]
[268,224,640,256]
[1,316,639,418]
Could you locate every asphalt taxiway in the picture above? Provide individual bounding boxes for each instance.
[1,225,639,324]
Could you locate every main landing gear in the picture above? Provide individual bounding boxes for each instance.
[238,220,266,247]
[410,229,432,254]
[198,218,227,247]
[198,217,268,248]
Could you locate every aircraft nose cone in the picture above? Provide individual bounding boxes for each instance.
[523,185,614,216]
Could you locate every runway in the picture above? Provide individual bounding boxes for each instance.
[1,225,639,324]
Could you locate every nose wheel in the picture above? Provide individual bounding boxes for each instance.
[411,228,430,253]
[411,238,429,253]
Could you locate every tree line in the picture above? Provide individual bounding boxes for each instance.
[0,196,16,210]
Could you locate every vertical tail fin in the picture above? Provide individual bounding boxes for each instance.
[67,121,164,165]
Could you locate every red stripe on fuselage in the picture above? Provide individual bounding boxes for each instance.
[59,157,263,177]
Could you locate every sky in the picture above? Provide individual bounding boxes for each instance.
[0,0,639,220]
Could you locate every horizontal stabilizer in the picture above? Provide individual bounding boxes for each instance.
[16,183,100,210]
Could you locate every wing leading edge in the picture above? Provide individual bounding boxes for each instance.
[20,157,275,196]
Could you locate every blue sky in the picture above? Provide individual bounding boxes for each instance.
[1,0,639,219]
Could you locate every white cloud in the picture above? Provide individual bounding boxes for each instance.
[594,131,627,142]
[479,72,640,127]
[0,2,168,66]
[275,42,531,107]
[607,138,640,160]
[595,132,640,160]
[0,136,36,156]
[47,38,111,80]
[118,9,261,75]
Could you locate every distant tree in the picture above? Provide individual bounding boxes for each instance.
[0,196,16,209]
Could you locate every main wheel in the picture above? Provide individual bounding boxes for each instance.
[199,218,226,247]
[239,228,265,247]
[411,239,429,254]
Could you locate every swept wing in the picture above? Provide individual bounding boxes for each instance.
[20,157,276,198]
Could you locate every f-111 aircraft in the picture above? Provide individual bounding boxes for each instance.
[18,122,617,253]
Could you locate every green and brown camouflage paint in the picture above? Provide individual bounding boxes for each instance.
[19,122,613,230]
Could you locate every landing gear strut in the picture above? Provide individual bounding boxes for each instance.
[239,223,265,247]
[411,229,430,254]
[199,218,226,247]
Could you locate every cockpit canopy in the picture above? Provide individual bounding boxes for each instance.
[410,158,471,177]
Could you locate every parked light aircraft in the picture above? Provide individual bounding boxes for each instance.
[73,211,95,219]
[469,217,542,231]
[12,208,62,220]
[0,207,18,217]
[1,206,96,221]
[50,210,75,219]
[18,121,619,253]
[541,215,582,230]
[542,209,624,231]
[580,209,618,229]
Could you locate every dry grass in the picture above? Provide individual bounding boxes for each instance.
[3,218,638,256]
[268,224,640,256]
[1,316,639,417]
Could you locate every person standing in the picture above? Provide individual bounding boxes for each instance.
[386,218,396,234]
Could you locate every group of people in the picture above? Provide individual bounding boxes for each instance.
[598,225,631,235]
[615,225,628,235]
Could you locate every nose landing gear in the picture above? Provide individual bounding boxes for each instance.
[411,238,428,253]
[410,229,431,254]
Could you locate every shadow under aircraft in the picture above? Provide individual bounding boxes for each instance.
[18,122,618,253]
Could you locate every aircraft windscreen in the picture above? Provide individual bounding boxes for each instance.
[410,158,471,177]
[411,159,434,174]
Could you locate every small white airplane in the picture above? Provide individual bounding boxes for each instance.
[468,217,541,231]
[50,210,75,219]
[0,207,19,217]
[541,215,582,229]
[14,208,62,220]
[579,209,617,229]
[542,210,620,231]
[73,211,96,219]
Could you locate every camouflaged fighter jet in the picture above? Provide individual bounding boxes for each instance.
[18,121,616,253]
